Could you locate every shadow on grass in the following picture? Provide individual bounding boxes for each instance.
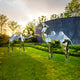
[0,47,80,80]
[0,47,52,80]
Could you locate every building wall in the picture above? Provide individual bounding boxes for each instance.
[35,17,80,44]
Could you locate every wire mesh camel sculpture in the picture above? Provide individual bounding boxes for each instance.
[41,22,72,62]
[8,34,33,53]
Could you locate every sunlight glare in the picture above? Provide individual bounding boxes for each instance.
[29,15,38,21]
[18,21,27,27]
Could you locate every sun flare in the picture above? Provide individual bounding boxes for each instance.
[29,15,38,21]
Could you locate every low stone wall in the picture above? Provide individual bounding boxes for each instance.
[34,17,80,44]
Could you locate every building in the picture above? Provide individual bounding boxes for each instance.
[34,17,80,44]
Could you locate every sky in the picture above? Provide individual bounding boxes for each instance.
[0,0,71,27]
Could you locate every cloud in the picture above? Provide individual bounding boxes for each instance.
[0,0,71,26]
[0,0,29,22]
[22,0,71,15]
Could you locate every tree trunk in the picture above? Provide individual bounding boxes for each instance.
[1,25,2,34]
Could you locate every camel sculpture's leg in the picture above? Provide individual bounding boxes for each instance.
[51,43,53,59]
[8,42,10,53]
[23,43,25,52]
[19,41,25,53]
[8,42,13,53]
[12,46,13,52]
[8,44,9,53]
[48,43,51,59]
[48,43,53,59]
[51,51,53,59]
[65,45,69,62]
[19,44,21,53]
[65,52,69,62]
[64,42,69,62]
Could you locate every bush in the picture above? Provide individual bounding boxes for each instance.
[23,43,80,56]
[24,36,37,43]
[0,34,9,46]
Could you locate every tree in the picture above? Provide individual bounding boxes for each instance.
[41,16,47,22]
[59,13,64,18]
[50,14,59,20]
[0,14,8,34]
[8,21,20,34]
[27,22,34,35]
[38,16,47,24]
[38,17,42,24]
[65,0,80,17]
[23,19,36,36]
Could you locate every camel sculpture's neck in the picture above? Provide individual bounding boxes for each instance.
[41,25,48,42]
[41,32,47,42]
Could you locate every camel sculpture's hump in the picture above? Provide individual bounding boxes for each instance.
[9,34,16,41]
[9,34,34,42]
[17,34,22,38]
[43,30,71,43]
[51,31,56,35]
[51,31,71,43]
[57,32,66,42]
[9,34,24,41]
[59,31,64,35]
[41,22,71,43]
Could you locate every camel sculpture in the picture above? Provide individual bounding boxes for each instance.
[41,22,72,62]
[8,34,33,53]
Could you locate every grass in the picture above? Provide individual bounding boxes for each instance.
[15,43,80,56]
[0,43,80,80]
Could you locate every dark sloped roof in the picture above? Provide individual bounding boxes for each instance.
[35,17,80,44]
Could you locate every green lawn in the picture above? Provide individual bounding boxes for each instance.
[0,45,80,80]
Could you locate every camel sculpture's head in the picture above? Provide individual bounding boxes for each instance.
[41,22,49,33]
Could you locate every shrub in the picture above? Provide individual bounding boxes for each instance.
[24,36,37,43]
[24,43,80,56]
[0,34,9,46]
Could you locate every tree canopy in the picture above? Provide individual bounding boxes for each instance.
[0,14,8,34]
[65,0,80,17]
[38,16,47,24]
[8,21,20,34]
[50,14,59,20]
